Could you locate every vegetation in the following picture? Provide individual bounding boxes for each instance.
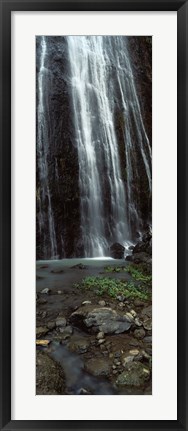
[75,275,151,301]
[104,263,151,285]
[126,264,152,284]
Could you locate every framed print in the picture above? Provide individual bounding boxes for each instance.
[0,0,187,430]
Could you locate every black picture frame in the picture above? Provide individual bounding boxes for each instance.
[0,0,187,430]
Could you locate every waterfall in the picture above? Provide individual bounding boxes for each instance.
[114,37,152,230]
[68,36,129,257]
[36,36,152,259]
[37,36,57,258]
[67,36,151,257]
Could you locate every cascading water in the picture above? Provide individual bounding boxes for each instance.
[36,36,152,259]
[67,36,151,257]
[37,36,57,258]
[113,37,152,230]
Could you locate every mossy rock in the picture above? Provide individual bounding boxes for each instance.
[116,361,150,387]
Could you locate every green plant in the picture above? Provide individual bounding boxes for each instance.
[104,266,125,273]
[126,265,152,285]
[76,276,151,301]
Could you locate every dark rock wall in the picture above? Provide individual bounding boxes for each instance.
[127,36,152,229]
[36,37,81,259]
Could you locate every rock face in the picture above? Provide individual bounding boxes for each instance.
[36,350,65,394]
[36,36,81,259]
[110,243,125,259]
[70,306,132,334]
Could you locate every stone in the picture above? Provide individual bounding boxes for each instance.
[41,288,50,294]
[78,387,91,395]
[134,328,146,339]
[134,298,146,307]
[125,255,133,262]
[98,339,105,345]
[98,300,106,306]
[114,351,121,358]
[143,336,152,344]
[143,319,152,331]
[47,321,56,330]
[116,362,150,387]
[145,347,152,356]
[36,326,49,338]
[130,309,137,317]
[117,295,126,302]
[129,339,139,347]
[122,355,134,366]
[51,268,64,274]
[133,241,147,254]
[110,242,125,259]
[96,331,105,340]
[71,263,86,270]
[124,312,134,322]
[56,317,66,328]
[131,252,152,265]
[85,358,111,377]
[100,344,106,351]
[70,306,132,334]
[129,349,140,356]
[118,302,125,309]
[114,360,121,365]
[142,230,152,243]
[59,325,73,338]
[133,230,152,256]
[134,317,143,327]
[142,305,152,318]
[141,350,151,360]
[36,350,65,395]
[68,338,90,354]
[82,300,92,305]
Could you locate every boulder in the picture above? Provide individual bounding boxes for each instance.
[71,263,86,269]
[130,252,151,264]
[51,268,64,274]
[110,243,125,259]
[70,306,132,334]
[133,232,152,256]
[116,361,150,387]
[85,358,111,377]
[36,350,65,394]
[133,240,152,255]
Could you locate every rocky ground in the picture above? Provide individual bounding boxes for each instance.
[36,236,152,396]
